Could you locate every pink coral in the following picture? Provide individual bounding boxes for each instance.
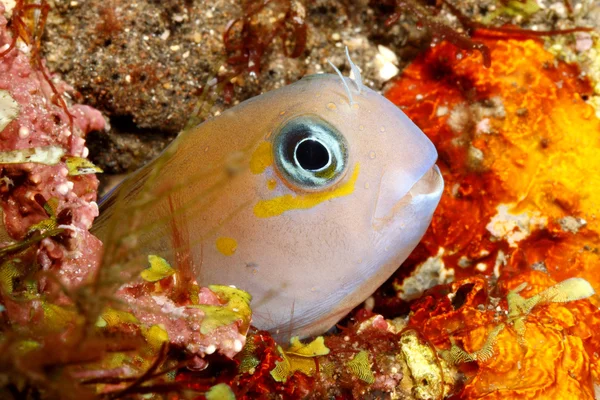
[0,0,105,286]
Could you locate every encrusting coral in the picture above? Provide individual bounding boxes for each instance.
[385,33,600,399]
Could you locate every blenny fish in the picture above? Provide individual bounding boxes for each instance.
[94,53,444,338]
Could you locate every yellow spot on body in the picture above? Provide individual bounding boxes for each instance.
[379,126,386,132]
[327,102,337,110]
[250,141,273,174]
[267,178,277,190]
[254,163,360,218]
[216,237,237,256]
[359,125,365,131]
[280,111,286,116]
[369,151,376,159]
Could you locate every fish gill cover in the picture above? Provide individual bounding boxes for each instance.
[0,0,600,399]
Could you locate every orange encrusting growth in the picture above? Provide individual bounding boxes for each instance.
[464,272,598,399]
[386,35,600,398]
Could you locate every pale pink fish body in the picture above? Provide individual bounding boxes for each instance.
[94,69,443,338]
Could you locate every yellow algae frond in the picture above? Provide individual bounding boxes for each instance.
[65,157,103,176]
[104,352,129,370]
[287,336,330,357]
[15,340,41,354]
[270,336,328,382]
[41,303,80,332]
[270,345,318,383]
[469,323,505,363]
[42,198,59,218]
[216,237,238,256]
[0,260,20,293]
[140,255,175,282]
[346,350,375,384]
[190,285,252,335]
[506,282,531,319]
[27,198,59,235]
[446,342,475,365]
[254,163,360,218]
[209,284,252,307]
[533,277,595,304]
[481,0,539,23]
[27,218,57,235]
[206,383,236,400]
[249,141,273,174]
[65,156,103,175]
[270,350,293,382]
[97,307,140,327]
[237,335,260,374]
[142,324,169,351]
[508,278,595,323]
[238,355,260,375]
[209,284,252,331]
[195,305,243,335]
[506,278,595,344]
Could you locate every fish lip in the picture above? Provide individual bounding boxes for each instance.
[390,163,443,210]
[372,164,443,228]
[406,164,444,199]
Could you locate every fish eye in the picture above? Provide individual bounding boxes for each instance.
[294,138,330,171]
[273,116,348,190]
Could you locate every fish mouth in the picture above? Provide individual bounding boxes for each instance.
[372,164,444,229]
[407,164,444,199]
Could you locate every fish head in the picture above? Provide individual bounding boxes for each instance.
[95,72,443,340]
[209,73,444,337]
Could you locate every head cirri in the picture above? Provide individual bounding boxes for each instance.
[94,50,444,340]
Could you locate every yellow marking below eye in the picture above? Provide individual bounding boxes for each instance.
[216,237,238,256]
[250,141,273,174]
[267,178,277,190]
[253,163,360,218]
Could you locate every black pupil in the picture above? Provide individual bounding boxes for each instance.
[295,139,330,171]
